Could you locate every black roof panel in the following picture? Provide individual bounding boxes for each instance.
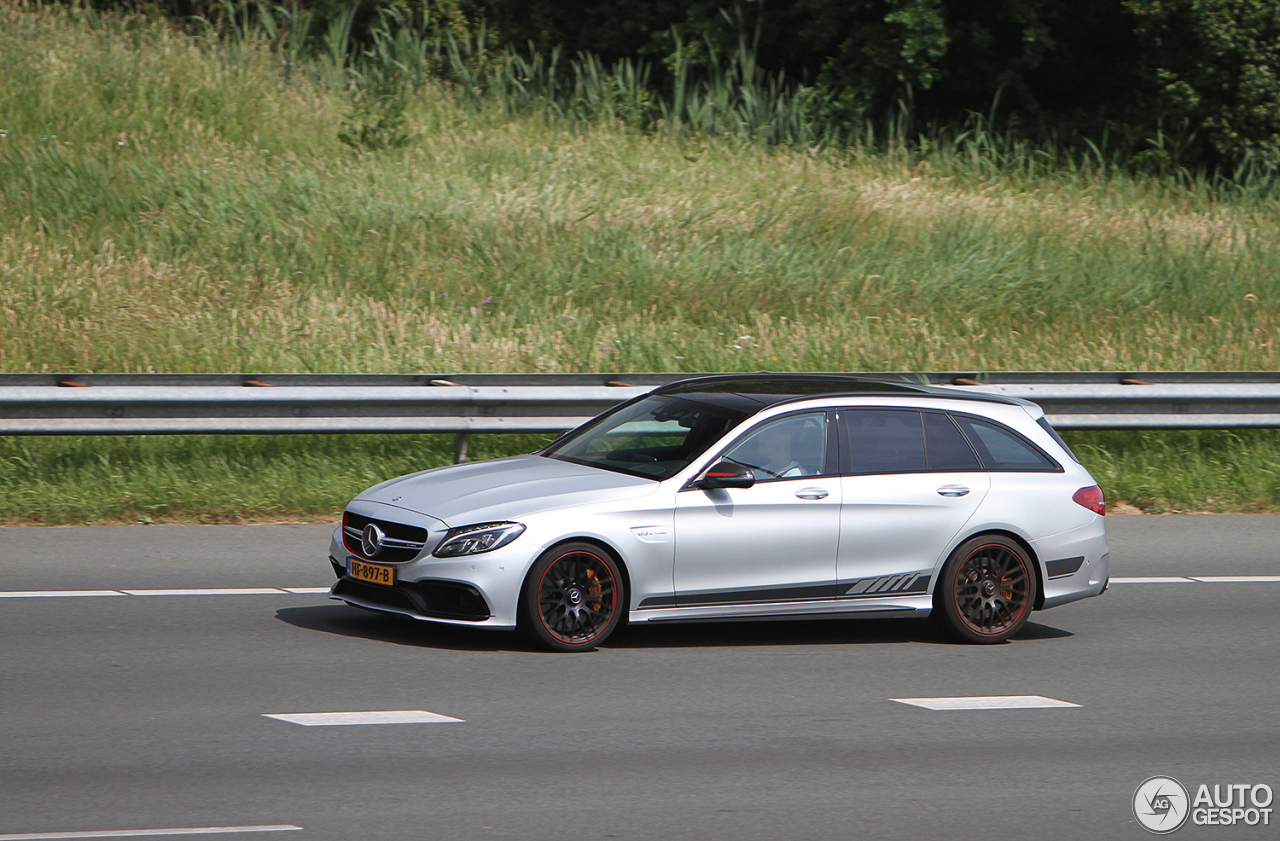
[652,373,1025,409]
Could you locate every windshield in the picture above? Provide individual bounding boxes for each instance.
[542,395,749,480]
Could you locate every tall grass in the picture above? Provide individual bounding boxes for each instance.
[2,429,1278,525]
[1,2,1278,520]
[0,432,555,524]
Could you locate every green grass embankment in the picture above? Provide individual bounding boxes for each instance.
[1,3,1278,522]
[2,430,1279,525]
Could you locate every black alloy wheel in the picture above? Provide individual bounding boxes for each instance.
[521,542,624,652]
[932,535,1035,644]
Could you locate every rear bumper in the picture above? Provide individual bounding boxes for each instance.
[1032,520,1110,610]
[1041,552,1108,609]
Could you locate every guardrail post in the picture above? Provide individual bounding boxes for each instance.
[453,432,470,463]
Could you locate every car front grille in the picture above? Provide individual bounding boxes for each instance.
[343,509,432,560]
[342,511,428,563]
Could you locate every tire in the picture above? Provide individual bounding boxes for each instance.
[931,535,1035,644]
[520,542,625,652]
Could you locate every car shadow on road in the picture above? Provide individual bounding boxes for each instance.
[605,617,1072,648]
[275,605,525,652]
[276,604,1072,651]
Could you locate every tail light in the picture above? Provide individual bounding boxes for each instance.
[1072,485,1106,516]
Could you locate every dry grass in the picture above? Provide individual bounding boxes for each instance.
[1,2,1279,521]
[2,2,1276,377]
[2,225,1278,375]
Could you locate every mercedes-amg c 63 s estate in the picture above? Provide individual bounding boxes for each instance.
[328,374,1109,651]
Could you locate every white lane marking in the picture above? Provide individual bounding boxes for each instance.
[0,590,126,599]
[121,589,286,596]
[1108,577,1194,583]
[1188,575,1280,583]
[0,826,301,840]
[0,589,326,598]
[264,710,464,726]
[892,695,1081,710]
[5,577,1280,599]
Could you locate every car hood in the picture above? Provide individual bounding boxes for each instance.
[356,455,658,525]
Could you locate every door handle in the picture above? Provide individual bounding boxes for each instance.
[937,485,970,497]
[795,488,829,500]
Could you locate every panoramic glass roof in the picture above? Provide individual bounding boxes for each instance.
[654,375,930,407]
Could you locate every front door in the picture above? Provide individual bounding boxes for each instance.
[674,411,841,607]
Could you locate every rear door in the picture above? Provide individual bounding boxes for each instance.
[835,409,990,598]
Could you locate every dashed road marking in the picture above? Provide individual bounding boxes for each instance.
[264,710,464,726]
[1188,575,1280,583]
[1109,575,1280,583]
[891,695,1081,710]
[121,589,286,597]
[2,577,1277,599]
[0,826,302,840]
[1108,577,1195,584]
[0,590,125,599]
[0,588,327,598]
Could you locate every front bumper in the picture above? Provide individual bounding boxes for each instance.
[328,525,527,628]
[330,575,491,621]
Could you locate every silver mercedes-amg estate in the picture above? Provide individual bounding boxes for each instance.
[328,375,1109,651]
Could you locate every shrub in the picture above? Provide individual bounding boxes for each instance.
[1126,0,1280,167]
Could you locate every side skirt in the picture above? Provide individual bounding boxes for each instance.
[629,594,933,625]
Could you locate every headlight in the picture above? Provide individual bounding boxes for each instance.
[433,522,526,557]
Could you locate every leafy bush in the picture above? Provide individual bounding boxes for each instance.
[39,0,1280,167]
[1126,0,1280,167]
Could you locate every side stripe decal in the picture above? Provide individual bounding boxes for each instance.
[843,573,931,597]
[639,573,933,609]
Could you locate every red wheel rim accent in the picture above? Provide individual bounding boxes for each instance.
[951,543,1032,636]
[536,550,618,645]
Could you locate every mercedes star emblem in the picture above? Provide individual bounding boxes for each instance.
[361,523,385,558]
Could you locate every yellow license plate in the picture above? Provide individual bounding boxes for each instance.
[348,557,396,586]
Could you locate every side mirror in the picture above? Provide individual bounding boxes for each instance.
[698,460,755,489]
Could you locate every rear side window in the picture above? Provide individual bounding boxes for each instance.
[923,412,982,471]
[841,410,927,474]
[952,415,1061,472]
[1036,416,1080,463]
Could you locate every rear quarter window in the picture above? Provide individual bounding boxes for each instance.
[951,415,1061,472]
[1036,416,1080,463]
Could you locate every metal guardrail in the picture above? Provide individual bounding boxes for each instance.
[2,373,1280,440]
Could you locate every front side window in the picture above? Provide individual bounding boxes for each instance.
[543,395,748,480]
[720,412,829,480]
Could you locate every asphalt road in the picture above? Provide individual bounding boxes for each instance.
[1,516,1277,840]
